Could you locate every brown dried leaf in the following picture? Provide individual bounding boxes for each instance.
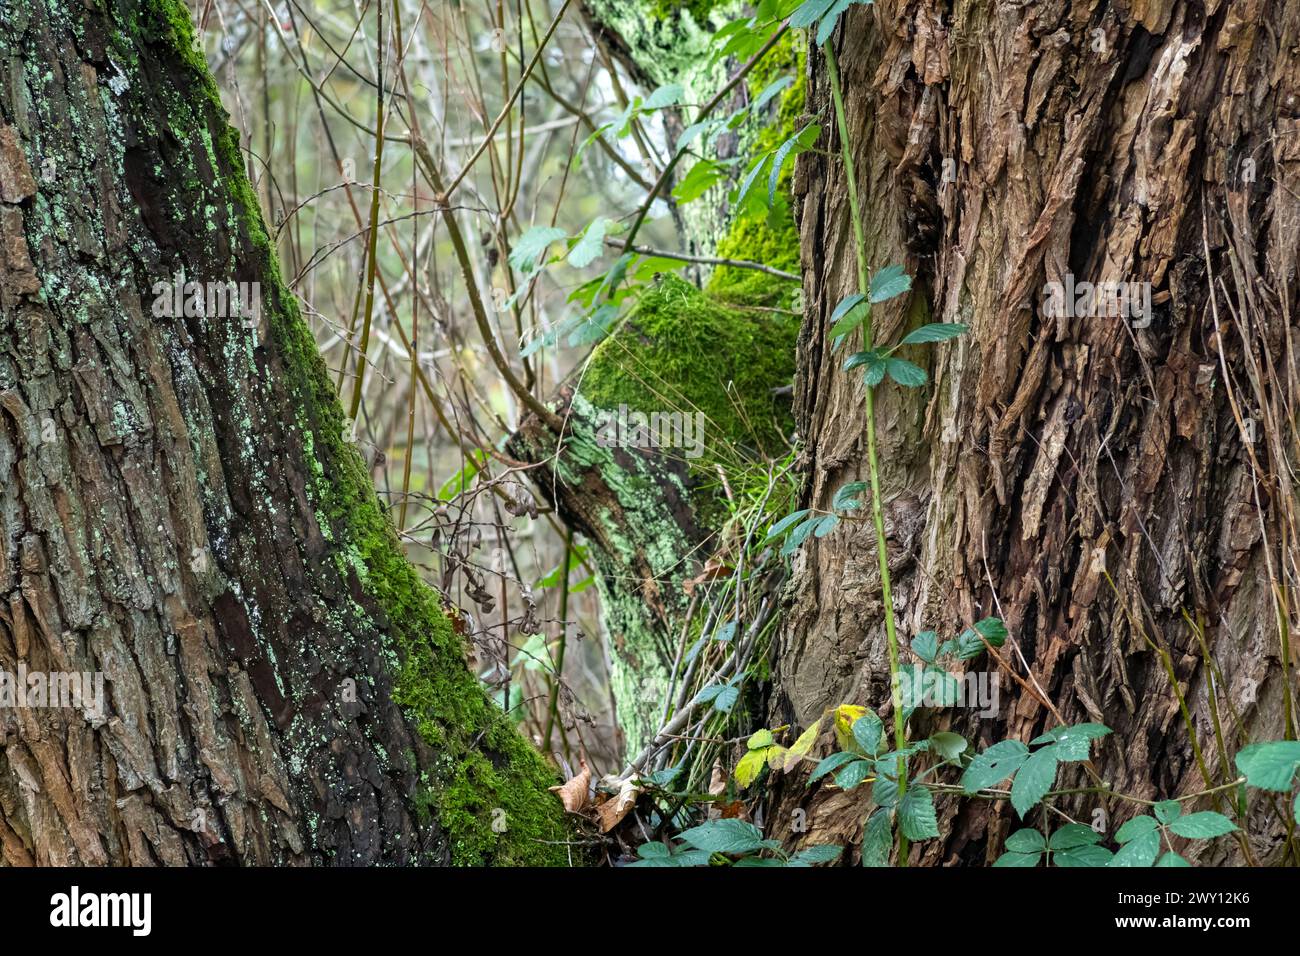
[549,759,591,813]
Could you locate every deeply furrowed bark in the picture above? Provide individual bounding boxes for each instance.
[0,0,573,866]
[768,0,1300,865]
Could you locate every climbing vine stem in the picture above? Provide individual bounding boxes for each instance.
[824,39,909,865]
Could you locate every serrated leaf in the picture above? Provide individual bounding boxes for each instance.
[886,357,928,387]
[1054,844,1114,867]
[1049,823,1102,850]
[677,819,767,855]
[813,513,839,537]
[752,75,795,112]
[851,710,884,756]
[1168,811,1237,839]
[1156,851,1191,867]
[788,0,836,28]
[829,293,868,338]
[1235,740,1300,791]
[993,850,1041,867]
[1153,800,1182,824]
[962,739,1030,793]
[898,322,969,346]
[1115,814,1158,843]
[864,358,887,387]
[833,480,870,511]
[509,226,567,272]
[869,264,911,303]
[747,729,775,751]
[1108,828,1160,866]
[567,218,610,268]
[898,784,940,840]
[808,751,857,784]
[1010,746,1059,817]
[673,160,727,203]
[711,684,740,713]
[973,616,1008,646]
[791,844,842,865]
[911,630,939,664]
[1005,828,1046,853]
[815,0,856,45]
[768,125,810,205]
[833,758,873,790]
[735,747,769,787]
[861,809,892,867]
[766,509,810,540]
[780,516,819,555]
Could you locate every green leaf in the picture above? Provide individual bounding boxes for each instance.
[886,358,928,387]
[677,819,767,855]
[1115,814,1158,843]
[864,355,887,386]
[842,348,879,371]
[808,751,857,784]
[766,509,810,540]
[711,685,740,713]
[833,758,873,790]
[973,617,1009,646]
[928,731,968,760]
[860,809,892,867]
[1168,811,1237,839]
[1005,828,1046,853]
[833,480,870,511]
[1010,746,1059,817]
[1153,800,1183,825]
[636,841,671,859]
[567,218,611,268]
[962,740,1030,793]
[911,630,939,664]
[644,83,683,109]
[747,729,775,751]
[788,0,837,28]
[829,293,868,338]
[1054,844,1114,867]
[851,710,884,756]
[752,75,795,112]
[1108,829,1160,867]
[813,513,839,537]
[768,125,812,205]
[1049,823,1101,850]
[673,160,727,203]
[993,851,1040,867]
[790,844,843,865]
[509,226,566,272]
[869,263,912,303]
[898,784,940,840]
[1235,740,1300,791]
[1295,792,1300,825]
[781,516,820,555]
[1156,851,1191,867]
[734,154,772,210]
[898,322,969,346]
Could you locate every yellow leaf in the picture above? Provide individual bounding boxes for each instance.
[778,719,822,773]
[765,744,790,771]
[834,705,868,752]
[735,747,770,787]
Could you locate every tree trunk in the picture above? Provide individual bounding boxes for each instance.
[769,0,1299,864]
[0,0,572,866]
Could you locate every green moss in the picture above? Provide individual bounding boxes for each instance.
[707,30,805,307]
[580,274,796,462]
[147,0,574,866]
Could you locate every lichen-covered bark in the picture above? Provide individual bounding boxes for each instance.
[513,7,804,759]
[770,0,1299,864]
[0,0,573,866]
[511,277,796,754]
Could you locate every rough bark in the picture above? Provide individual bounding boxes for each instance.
[769,0,1299,865]
[0,0,572,866]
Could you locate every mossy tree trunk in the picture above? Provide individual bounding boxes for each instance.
[512,3,803,760]
[769,0,1299,864]
[0,0,573,866]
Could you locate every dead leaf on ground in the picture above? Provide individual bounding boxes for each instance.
[596,778,641,832]
[549,759,591,813]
